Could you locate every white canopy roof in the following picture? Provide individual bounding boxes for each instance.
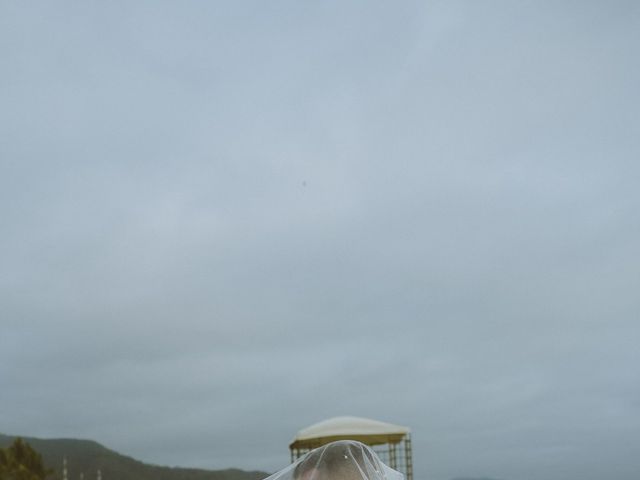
[290,416,410,449]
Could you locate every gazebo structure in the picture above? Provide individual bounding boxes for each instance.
[289,416,413,480]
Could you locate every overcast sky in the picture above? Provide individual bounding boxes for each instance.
[1,2,639,480]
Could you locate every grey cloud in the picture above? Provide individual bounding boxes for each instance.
[2,2,639,480]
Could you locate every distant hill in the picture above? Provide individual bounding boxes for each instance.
[0,434,269,480]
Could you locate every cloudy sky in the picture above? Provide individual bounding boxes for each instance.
[1,2,639,480]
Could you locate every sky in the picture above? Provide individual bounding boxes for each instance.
[1,1,639,480]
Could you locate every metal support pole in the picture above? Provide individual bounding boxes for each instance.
[404,436,413,480]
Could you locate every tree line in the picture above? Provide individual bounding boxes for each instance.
[0,438,51,480]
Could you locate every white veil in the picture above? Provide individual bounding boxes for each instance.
[265,441,404,480]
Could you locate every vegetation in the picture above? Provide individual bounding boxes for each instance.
[0,438,52,480]
[0,435,267,480]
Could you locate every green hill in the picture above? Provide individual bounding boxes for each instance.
[0,434,269,480]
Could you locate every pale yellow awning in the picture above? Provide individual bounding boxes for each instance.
[290,416,410,449]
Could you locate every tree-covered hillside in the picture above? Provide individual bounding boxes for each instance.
[0,435,268,480]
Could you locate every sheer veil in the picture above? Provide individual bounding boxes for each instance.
[264,441,404,480]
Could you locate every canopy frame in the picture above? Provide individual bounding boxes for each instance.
[289,417,413,480]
